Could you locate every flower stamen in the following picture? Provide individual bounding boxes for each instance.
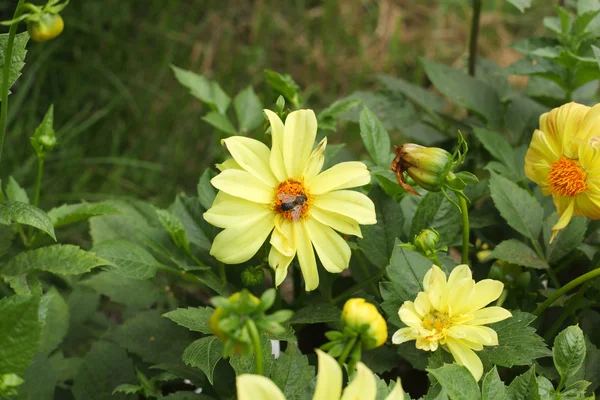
[548,156,587,197]
[273,179,311,221]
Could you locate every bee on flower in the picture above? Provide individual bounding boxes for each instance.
[392,264,511,381]
[525,102,600,242]
[203,109,376,291]
[236,349,405,400]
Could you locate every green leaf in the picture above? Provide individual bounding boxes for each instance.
[82,271,166,309]
[560,381,590,399]
[486,239,549,270]
[163,307,214,334]
[543,214,587,264]
[171,65,230,114]
[0,201,56,240]
[489,173,543,241]
[421,59,502,127]
[359,106,392,167]
[507,367,538,400]
[92,239,162,279]
[481,367,507,400]
[109,310,194,365]
[0,295,43,376]
[264,69,301,108]
[473,127,525,181]
[427,364,481,400]
[197,169,216,210]
[18,353,58,400]
[536,376,555,400]
[505,58,565,88]
[271,344,315,399]
[37,288,69,356]
[478,311,551,368]
[1,245,107,277]
[410,191,462,245]
[0,32,28,97]
[154,207,191,252]
[317,97,362,131]
[162,393,212,400]
[170,195,212,251]
[553,325,586,382]
[233,86,263,133]
[506,0,532,13]
[569,337,600,393]
[202,111,237,135]
[378,73,445,112]
[289,303,341,324]
[5,176,29,203]
[47,202,119,228]
[229,334,274,377]
[182,336,223,384]
[71,341,136,400]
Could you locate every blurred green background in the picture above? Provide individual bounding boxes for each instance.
[0,0,553,207]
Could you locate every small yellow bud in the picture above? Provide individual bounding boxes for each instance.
[209,291,260,351]
[390,144,454,194]
[28,13,64,42]
[341,298,387,349]
[414,228,440,255]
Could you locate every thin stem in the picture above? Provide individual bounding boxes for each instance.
[544,283,590,341]
[534,266,600,316]
[432,252,442,267]
[246,319,264,376]
[529,239,560,288]
[495,289,508,308]
[0,0,25,167]
[459,196,469,264]
[355,250,379,297]
[218,262,227,285]
[337,336,357,367]
[332,268,387,304]
[468,0,482,76]
[28,157,44,240]
[156,265,219,292]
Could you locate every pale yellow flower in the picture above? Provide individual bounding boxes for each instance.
[525,102,600,241]
[392,265,511,381]
[341,298,388,348]
[204,110,376,291]
[236,349,405,400]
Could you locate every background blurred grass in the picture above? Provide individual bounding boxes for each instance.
[0,0,553,207]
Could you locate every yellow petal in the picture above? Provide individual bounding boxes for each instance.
[413,292,431,317]
[209,216,274,264]
[271,214,295,256]
[216,158,243,172]
[203,192,273,229]
[524,130,559,187]
[464,279,504,313]
[541,102,589,158]
[577,103,600,141]
[312,190,376,225]
[211,169,275,204]
[385,379,406,400]
[466,307,512,325]
[309,207,363,238]
[313,349,342,400]
[575,193,600,219]
[340,362,377,400]
[398,302,423,328]
[268,246,295,287]
[222,136,278,187]
[550,197,575,243]
[295,220,319,291]
[236,374,286,400]
[447,265,472,286]
[424,265,448,312]
[283,109,318,179]
[305,218,350,273]
[448,325,498,346]
[446,338,484,381]
[447,277,474,316]
[304,137,327,181]
[307,161,371,195]
[391,327,417,345]
[264,109,288,181]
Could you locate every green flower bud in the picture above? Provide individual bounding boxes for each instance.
[414,228,440,255]
[241,266,265,287]
[28,13,64,42]
[391,144,453,194]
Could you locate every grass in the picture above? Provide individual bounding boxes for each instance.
[0,0,556,207]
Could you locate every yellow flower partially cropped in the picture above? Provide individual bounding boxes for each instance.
[392,265,511,381]
[236,349,405,400]
[204,109,376,291]
[525,102,600,242]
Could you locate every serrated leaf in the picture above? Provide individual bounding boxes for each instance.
[560,381,590,399]
[71,341,136,400]
[553,325,586,382]
[0,32,28,97]
[489,173,543,241]
[1,245,107,277]
[386,245,430,303]
[289,303,341,324]
[359,106,392,167]
[163,307,214,334]
[478,311,551,368]
[486,239,549,270]
[507,367,538,400]
[182,336,223,384]
[5,176,28,203]
[569,337,600,392]
[154,207,190,252]
[233,86,263,133]
[264,69,301,108]
[543,214,587,264]
[229,335,274,377]
[473,127,524,181]
[0,201,55,240]
[410,191,461,245]
[47,202,119,228]
[0,295,43,376]
[481,367,506,400]
[317,97,361,131]
[202,111,237,135]
[92,239,162,279]
[378,73,445,112]
[170,195,212,251]
[506,0,532,13]
[270,344,314,398]
[82,271,166,309]
[427,364,481,400]
[171,65,230,114]
[37,288,69,356]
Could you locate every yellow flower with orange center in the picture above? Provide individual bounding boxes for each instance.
[392,265,511,381]
[524,102,600,241]
[203,109,376,291]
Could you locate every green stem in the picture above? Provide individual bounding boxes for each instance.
[355,250,379,298]
[337,336,357,367]
[332,268,387,304]
[0,0,25,167]
[218,262,227,285]
[459,196,469,264]
[246,319,264,376]
[28,157,44,240]
[544,283,590,341]
[495,289,508,308]
[156,265,219,291]
[530,239,560,288]
[533,266,600,316]
[432,252,442,267]
[468,0,482,76]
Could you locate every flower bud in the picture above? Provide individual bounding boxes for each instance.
[341,298,387,349]
[28,13,64,42]
[390,144,453,194]
[241,266,265,287]
[414,228,440,255]
[209,291,260,351]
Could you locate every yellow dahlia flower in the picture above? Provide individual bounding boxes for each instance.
[236,349,404,400]
[525,102,600,241]
[392,265,511,381]
[203,109,376,291]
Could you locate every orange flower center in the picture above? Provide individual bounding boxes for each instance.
[548,156,587,197]
[273,179,311,222]
[423,312,450,332]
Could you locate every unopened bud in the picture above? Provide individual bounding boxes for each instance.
[390,144,453,194]
[241,266,265,287]
[414,229,440,255]
[341,298,387,349]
